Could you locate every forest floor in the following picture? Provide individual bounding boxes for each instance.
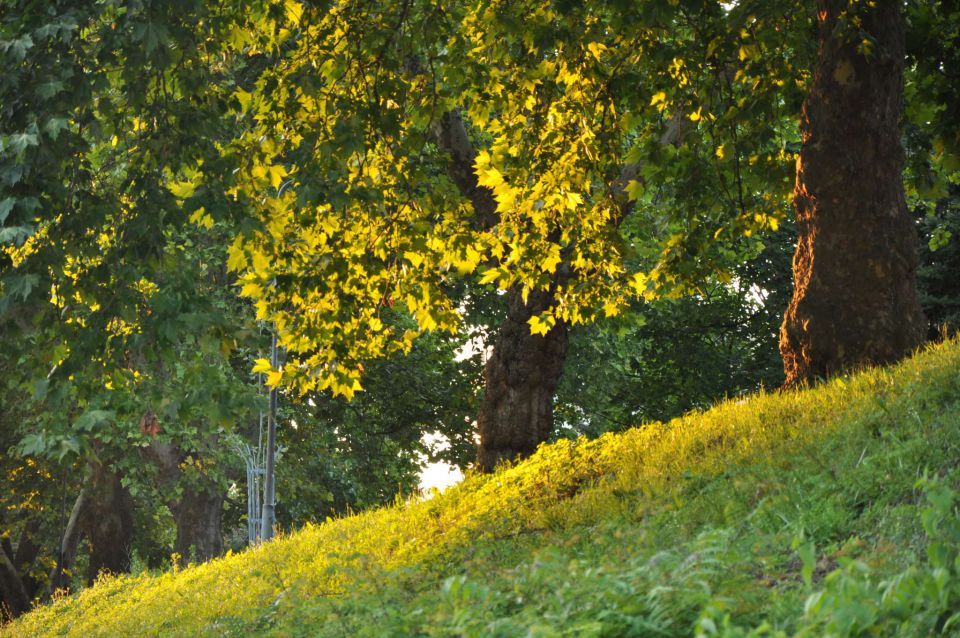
[5,338,960,637]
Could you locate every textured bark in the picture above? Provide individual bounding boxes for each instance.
[476,286,569,472]
[81,462,134,584]
[434,110,498,231]
[780,0,925,385]
[171,489,224,565]
[48,489,88,595]
[144,438,225,566]
[435,108,689,471]
[433,109,571,471]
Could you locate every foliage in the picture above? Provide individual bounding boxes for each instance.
[225,0,814,395]
[555,223,794,435]
[6,338,960,636]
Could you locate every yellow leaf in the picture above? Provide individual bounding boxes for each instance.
[476,165,504,189]
[252,358,272,374]
[188,207,214,230]
[689,107,702,122]
[227,238,247,271]
[239,281,262,298]
[587,41,606,61]
[603,300,621,318]
[267,165,288,189]
[528,313,555,336]
[251,249,271,273]
[478,267,501,286]
[649,91,667,106]
[715,145,726,159]
[404,251,423,267]
[541,245,561,274]
[168,180,196,199]
[265,369,283,388]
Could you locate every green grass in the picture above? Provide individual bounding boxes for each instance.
[6,338,960,637]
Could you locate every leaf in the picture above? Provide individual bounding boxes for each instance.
[0,197,13,224]
[2,273,40,300]
[265,369,283,387]
[738,44,759,62]
[478,267,501,286]
[528,313,556,336]
[75,410,116,432]
[18,433,47,457]
[0,225,33,245]
[43,117,69,141]
[541,246,561,274]
[252,358,273,374]
[227,237,247,271]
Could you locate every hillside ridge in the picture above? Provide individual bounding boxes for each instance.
[6,338,960,637]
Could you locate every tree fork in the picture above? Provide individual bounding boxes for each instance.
[435,110,570,471]
[780,0,925,386]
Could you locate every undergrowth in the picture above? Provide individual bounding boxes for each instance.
[5,338,960,637]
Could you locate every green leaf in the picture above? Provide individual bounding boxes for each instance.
[43,117,69,141]
[18,433,48,457]
[0,197,13,224]
[0,225,33,245]
[75,410,116,432]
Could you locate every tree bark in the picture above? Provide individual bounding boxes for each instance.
[81,461,134,584]
[780,0,925,386]
[144,438,225,566]
[476,285,569,472]
[434,111,572,471]
[171,488,224,565]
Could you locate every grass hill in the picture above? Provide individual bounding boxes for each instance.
[6,339,960,637]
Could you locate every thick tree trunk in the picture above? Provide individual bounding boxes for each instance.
[144,438,225,566]
[434,111,571,472]
[81,462,134,584]
[476,286,569,471]
[780,0,925,385]
[171,489,224,565]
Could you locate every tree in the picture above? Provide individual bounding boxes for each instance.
[227,0,809,469]
[780,0,926,384]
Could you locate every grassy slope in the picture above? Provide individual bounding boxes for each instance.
[6,339,960,637]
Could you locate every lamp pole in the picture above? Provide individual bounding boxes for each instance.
[260,330,279,541]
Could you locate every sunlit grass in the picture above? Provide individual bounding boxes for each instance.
[6,338,960,637]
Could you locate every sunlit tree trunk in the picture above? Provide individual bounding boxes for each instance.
[476,286,569,472]
[780,0,925,385]
[435,111,570,471]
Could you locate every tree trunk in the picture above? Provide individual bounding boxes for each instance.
[81,461,134,584]
[11,520,41,601]
[433,111,571,472]
[144,438,225,566]
[780,0,925,385]
[476,285,569,471]
[0,540,30,619]
[48,489,87,595]
[171,489,224,566]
